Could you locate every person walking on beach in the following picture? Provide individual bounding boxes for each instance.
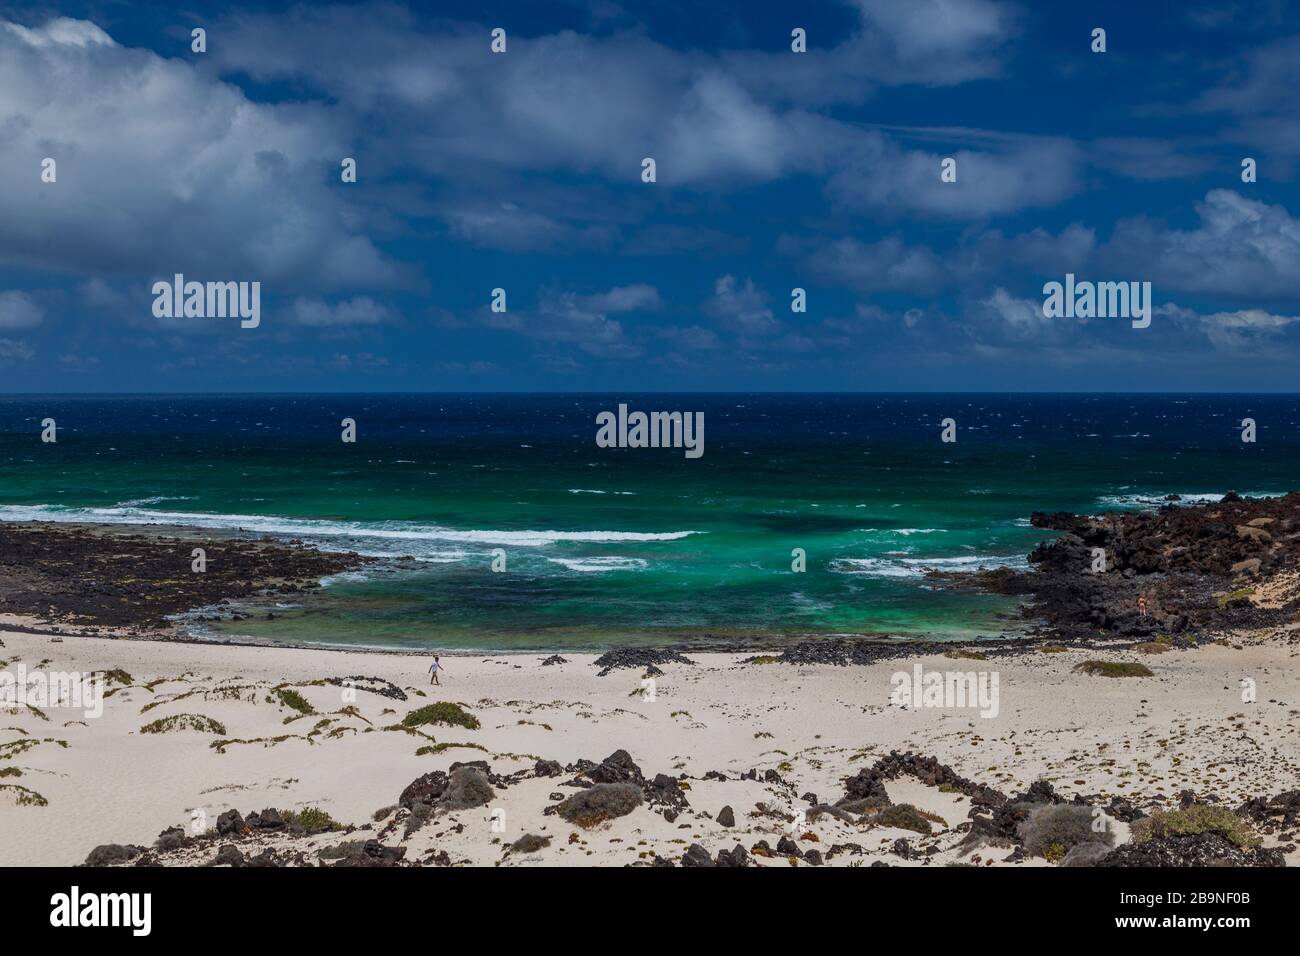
[428,656,444,686]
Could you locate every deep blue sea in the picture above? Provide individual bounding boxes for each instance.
[0,393,1295,650]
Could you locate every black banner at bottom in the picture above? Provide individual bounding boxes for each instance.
[0,864,1286,941]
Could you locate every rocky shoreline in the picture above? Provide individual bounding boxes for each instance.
[0,521,374,637]
[3,492,1299,660]
[944,490,1300,645]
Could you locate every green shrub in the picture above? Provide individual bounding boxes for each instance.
[140,714,227,735]
[876,804,932,835]
[271,687,315,715]
[401,702,479,731]
[556,783,642,828]
[1133,805,1258,849]
[1018,804,1114,860]
[415,742,488,756]
[283,806,341,833]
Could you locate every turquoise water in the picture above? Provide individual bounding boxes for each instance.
[1,393,1295,650]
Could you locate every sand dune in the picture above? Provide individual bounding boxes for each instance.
[1,625,1296,867]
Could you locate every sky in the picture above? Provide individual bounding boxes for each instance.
[1,0,1299,392]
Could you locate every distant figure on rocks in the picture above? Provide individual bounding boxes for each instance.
[429,656,444,686]
[1137,594,1148,617]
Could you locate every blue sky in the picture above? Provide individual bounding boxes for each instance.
[1,0,1299,392]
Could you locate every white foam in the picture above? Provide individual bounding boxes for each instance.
[546,556,648,573]
[831,553,1028,579]
[1096,491,1285,510]
[0,504,699,557]
[830,558,918,578]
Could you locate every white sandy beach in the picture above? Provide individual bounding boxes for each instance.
[1,622,1296,867]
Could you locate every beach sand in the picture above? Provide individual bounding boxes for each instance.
[2,623,1296,867]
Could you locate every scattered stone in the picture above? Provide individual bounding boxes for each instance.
[681,844,715,867]
[211,844,244,867]
[154,826,186,852]
[715,844,750,867]
[327,839,406,868]
[83,844,142,867]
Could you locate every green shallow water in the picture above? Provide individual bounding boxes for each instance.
[2,393,1296,650]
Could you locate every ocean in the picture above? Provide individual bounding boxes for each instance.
[1,393,1295,651]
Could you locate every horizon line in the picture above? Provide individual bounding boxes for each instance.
[5,389,1300,398]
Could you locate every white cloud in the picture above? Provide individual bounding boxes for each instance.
[0,17,403,290]
[707,276,780,336]
[1105,190,1300,298]
[1158,302,1300,352]
[482,284,661,358]
[207,3,1053,216]
[0,290,44,329]
[290,296,393,327]
[0,338,35,363]
[2,17,113,48]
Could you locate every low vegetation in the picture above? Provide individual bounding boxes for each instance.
[270,687,315,716]
[141,713,227,735]
[1132,805,1259,849]
[0,783,48,807]
[401,702,480,731]
[875,803,937,835]
[1018,803,1114,862]
[556,783,642,828]
[282,806,342,833]
[1074,660,1153,678]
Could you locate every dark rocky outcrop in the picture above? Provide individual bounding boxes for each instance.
[952,492,1300,641]
[83,844,143,867]
[327,839,407,868]
[592,648,695,676]
[0,521,372,630]
[1099,833,1285,868]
